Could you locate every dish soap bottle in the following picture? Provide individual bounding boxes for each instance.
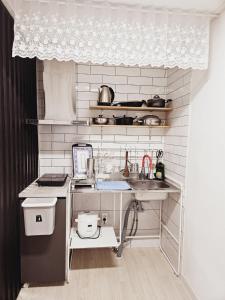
[155,162,165,180]
[154,150,165,180]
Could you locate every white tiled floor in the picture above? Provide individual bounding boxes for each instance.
[17,248,195,300]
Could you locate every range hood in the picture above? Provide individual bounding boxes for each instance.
[42,59,87,125]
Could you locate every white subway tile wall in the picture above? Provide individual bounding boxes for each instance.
[164,67,191,183]
[161,67,192,269]
[37,61,167,176]
[36,61,168,241]
[36,61,192,249]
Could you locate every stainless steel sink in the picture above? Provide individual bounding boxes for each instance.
[126,179,171,201]
[127,179,170,190]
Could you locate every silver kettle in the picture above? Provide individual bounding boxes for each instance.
[98,85,115,105]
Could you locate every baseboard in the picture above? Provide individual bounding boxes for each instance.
[130,238,160,248]
[181,275,199,300]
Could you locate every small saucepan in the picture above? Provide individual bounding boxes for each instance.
[92,115,109,125]
[113,115,137,125]
[146,95,172,108]
[137,115,161,126]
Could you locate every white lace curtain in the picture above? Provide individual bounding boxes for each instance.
[12,0,210,69]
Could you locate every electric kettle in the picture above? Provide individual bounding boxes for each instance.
[98,85,115,105]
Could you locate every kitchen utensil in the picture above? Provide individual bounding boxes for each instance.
[72,143,93,179]
[130,163,139,173]
[137,115,161,126]
[156,149,163,163]
[111,100,145,107]
[110,166,121,180]
[146,95,172,108]
[86,158,95,179]
[92,115,109,125]
[139,167,146,180]
[113,115,137,125]
[129,163,139,179]
[98,85,115,105]
[123,151,130,177]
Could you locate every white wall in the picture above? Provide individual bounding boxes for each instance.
[165,68,192,184]
[183,12,225,300]
[161,68,192,271]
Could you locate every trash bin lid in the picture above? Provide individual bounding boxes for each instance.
[22,197,57,208]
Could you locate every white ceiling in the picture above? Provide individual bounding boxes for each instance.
[109,0,225,13]
[3,0,225,15]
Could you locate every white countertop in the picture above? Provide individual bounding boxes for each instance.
[19,179,70,198]
[71,179,180,194]
[19,177,180,198]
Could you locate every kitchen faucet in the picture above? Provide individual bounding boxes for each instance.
[140,154,153,179]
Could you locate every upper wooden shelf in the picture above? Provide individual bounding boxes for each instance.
[91,124,169,128]
[90,105,172,112]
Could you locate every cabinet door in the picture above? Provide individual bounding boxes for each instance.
[20,197,66,284]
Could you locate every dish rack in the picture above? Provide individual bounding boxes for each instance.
[93,146,163,175]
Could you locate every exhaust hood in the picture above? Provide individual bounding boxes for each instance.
[42,59,87,125]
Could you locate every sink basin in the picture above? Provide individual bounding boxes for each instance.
[127,179,171,201]
[127,179,170,190]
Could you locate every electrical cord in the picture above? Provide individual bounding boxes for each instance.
[117,200,134,257]
[117,199,143,257]
[76,226,101,239]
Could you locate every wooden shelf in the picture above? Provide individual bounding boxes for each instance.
[91,124,169,128]
[90,105,172,112]
[26,119,169,128]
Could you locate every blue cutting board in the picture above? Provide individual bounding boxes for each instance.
[96,181,131,190]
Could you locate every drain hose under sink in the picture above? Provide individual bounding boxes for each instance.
[117,200,142,257]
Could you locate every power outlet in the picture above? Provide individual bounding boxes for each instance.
[101,212,108,225]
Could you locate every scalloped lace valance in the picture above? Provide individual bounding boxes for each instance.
[12,0,210,69]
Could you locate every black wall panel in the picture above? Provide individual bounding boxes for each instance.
[0,1,38,299]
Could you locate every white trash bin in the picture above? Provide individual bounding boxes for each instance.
[22,197,57,236]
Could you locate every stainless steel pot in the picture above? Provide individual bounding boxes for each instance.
[146,95,172,108]
[92,115,109,125]
[112,100,145,107]
[137,115,161,126]
[113,115,137,125]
